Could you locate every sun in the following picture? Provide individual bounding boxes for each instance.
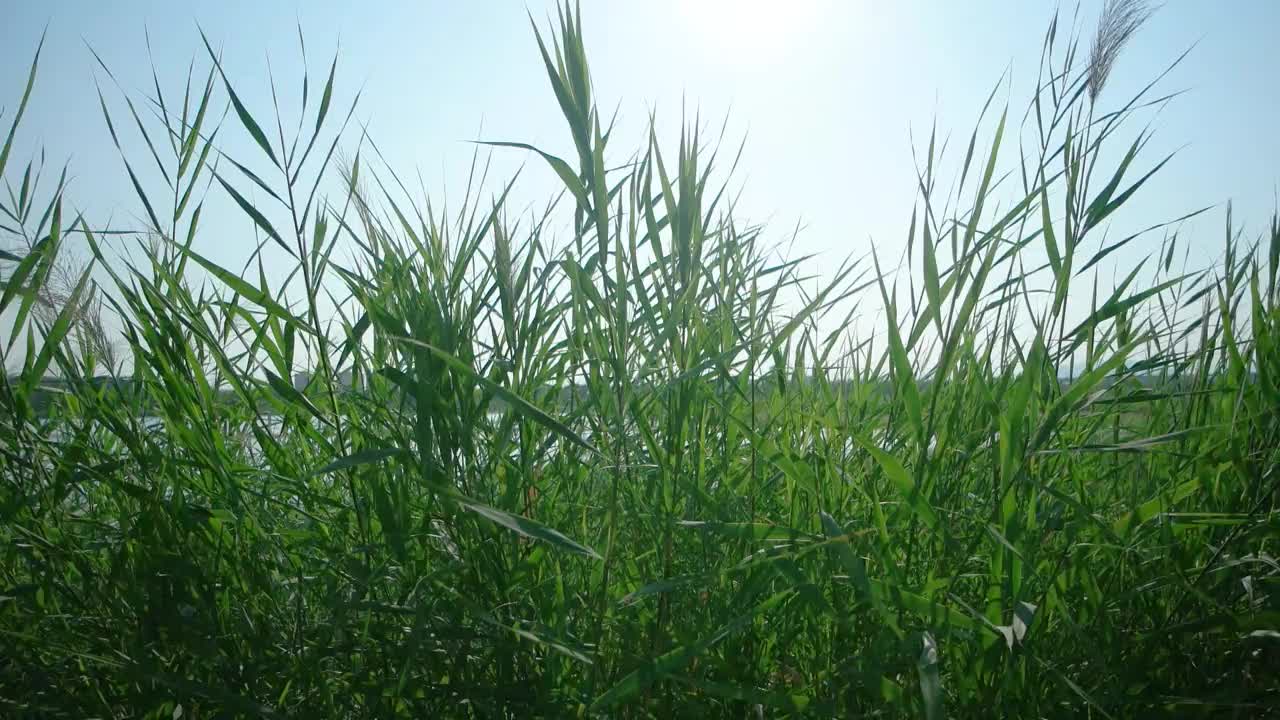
[676,0,827,62]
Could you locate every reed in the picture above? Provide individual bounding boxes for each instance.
[2,3,1277,717]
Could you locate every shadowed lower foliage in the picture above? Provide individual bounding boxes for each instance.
[2,3,1279,718]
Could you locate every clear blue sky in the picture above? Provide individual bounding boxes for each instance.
[2,1,1278,290]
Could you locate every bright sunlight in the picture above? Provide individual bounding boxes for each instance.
[676,0,829,60]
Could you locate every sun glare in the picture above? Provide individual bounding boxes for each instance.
[676,0,827,61]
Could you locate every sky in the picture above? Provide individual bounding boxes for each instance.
[2,1,1278,321]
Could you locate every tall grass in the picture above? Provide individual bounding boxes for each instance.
[3,3,1279,717]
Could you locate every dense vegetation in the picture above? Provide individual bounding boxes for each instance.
[3,3,1278,717]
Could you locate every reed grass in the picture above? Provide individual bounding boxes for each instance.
[2,3,1278,717]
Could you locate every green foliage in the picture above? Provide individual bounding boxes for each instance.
[3,3,1279,717]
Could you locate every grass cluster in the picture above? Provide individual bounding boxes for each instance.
[3,3,1279,717]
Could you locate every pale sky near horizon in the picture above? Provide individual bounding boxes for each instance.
[2,1,1278,302]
